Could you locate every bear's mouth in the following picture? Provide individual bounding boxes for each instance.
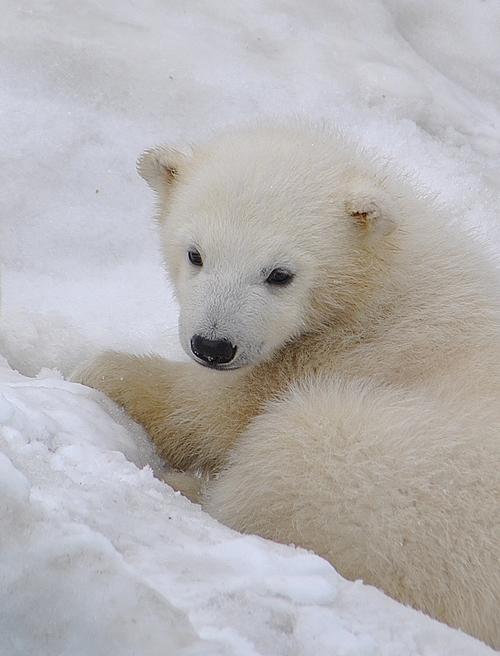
[193,359,244,371]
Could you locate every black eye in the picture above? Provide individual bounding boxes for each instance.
[188,249,203,266]
[265,268,294,286]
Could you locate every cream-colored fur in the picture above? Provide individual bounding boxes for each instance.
[73,124,500,649]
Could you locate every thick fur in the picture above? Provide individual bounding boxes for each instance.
[74,124,500,648]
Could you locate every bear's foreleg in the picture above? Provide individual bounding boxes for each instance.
[72,351,252,472]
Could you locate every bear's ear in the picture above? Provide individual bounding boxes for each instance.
[345,192,397,243]
[137,146,191,195]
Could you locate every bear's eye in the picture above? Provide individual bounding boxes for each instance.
[265,268,294,286]
[188,249,203,267]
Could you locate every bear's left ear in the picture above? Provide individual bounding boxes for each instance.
[137,146,191,196]
[345,192,397,243]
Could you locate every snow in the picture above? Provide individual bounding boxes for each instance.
[1,0,499,653]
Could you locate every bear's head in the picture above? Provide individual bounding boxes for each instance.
[138,125,399,370]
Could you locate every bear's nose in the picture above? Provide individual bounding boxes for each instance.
[190,335,237,366]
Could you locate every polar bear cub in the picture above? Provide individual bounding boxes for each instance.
[75,124,500,649]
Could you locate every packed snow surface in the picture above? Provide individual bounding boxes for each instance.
[1,0,500,654]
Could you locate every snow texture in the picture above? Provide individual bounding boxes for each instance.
[1,0,500,654]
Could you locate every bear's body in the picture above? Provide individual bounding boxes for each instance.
[75,125,500,648]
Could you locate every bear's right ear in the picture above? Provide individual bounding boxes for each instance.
[345,191,397,244]
[137,146,191,195]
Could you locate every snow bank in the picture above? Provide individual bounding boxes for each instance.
[0,360,494,655]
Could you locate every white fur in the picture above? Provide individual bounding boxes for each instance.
[75,124,500,649]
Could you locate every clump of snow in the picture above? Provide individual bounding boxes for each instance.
[1,0,500,653]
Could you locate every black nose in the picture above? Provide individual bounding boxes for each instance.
[190,335,237,366]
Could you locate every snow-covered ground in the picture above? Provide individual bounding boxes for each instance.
[1,1,500,653]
